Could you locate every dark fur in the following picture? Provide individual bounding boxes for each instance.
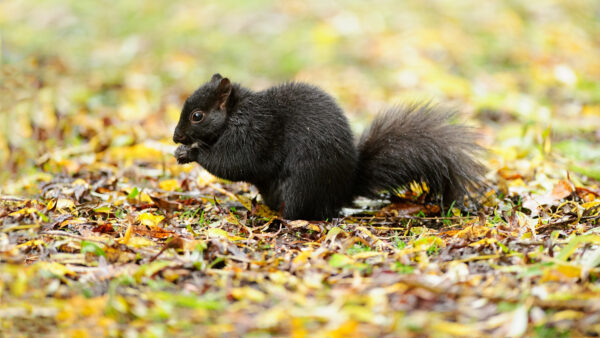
[173,74,485,220]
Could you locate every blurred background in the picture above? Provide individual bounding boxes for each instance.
[1,0,599,192]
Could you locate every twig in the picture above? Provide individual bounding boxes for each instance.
[39,230,157,256]
[384,276,599,311]
[0,195,28,202]
[2,224,41,232]
[40,230,103,242]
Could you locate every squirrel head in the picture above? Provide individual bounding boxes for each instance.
[173,73,233,146]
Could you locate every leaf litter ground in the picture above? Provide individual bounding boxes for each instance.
[1,148,599,336]
[2,1,600,336]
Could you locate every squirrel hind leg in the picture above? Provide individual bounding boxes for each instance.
[279,176,343,220]
[256,181,284,214]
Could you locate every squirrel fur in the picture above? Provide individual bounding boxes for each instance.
[173,74,485,220]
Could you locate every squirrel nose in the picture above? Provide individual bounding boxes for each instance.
[173,132,187,144]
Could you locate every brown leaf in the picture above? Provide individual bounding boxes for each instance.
[133,225,174,239]
[551,179,575,200]
[149,194,182,211]
[92,222,115,234]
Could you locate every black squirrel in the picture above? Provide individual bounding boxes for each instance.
[173,74,485,220]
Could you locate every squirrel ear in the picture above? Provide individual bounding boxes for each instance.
[216,78,232,110]
[211,73,223,82]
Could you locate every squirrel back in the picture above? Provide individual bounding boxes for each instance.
[174,74,485,220]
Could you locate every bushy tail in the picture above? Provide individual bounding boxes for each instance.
[354,104,485,206]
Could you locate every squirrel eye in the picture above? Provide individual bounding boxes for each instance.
[190,111,205,123]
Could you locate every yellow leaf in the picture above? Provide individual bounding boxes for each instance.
[582,201,600,209]
[550,310,584,321]
[356,226,394,250]
[16,240,46,250]
[469,238,498,247]
[326,320,359,338]
[290,318,308,338]
[236,194,277,218]
[356,226,378,241]
[56,308,76,324]
[206,228,245,241]
[159,179,179,191]
[139,192,154,203]
[119,222,133,245]
[456,225,489,239]
[520,232,532,240]
[105,144,163,163]
[409,226,427,235]
[231,287,265,302]
[582,104,600,117]
[326,227,344,242]
[293,248,313,265]
[257,307,288,329]
[123,236,155,248]
[351,251,384,259]
[9,208,38,217]
[307,224,321,232]
[94,206,112,214]
[36,261,76,277]
[431,320,482,336]
[207,228,229,239]
[197,170,217,186]
[540,264,581,282]
[72,178,88,186]
[3,172,52,195]
[556,264,582,278]
[268,271,289,285]
[225,213,242,225]
[56,198,75,210]
[46,199,56,210]
[329,253,354,267]
[412,236,445,249]
[228,234,246,241]
[137,212,164,227]
[162,269,182,283]
[67,328,89,338]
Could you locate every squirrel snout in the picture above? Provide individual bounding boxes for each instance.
[173,132,189,144]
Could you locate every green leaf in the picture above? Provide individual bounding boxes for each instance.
[556,235,600,261]
[128,187,140,200]
[329,253,354,268]
[94,206,112,214]
[392,262,414,274]
[81,241,106,257]
[134,261,171,282]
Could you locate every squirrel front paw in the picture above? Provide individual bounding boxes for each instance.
[175,144,198,164]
